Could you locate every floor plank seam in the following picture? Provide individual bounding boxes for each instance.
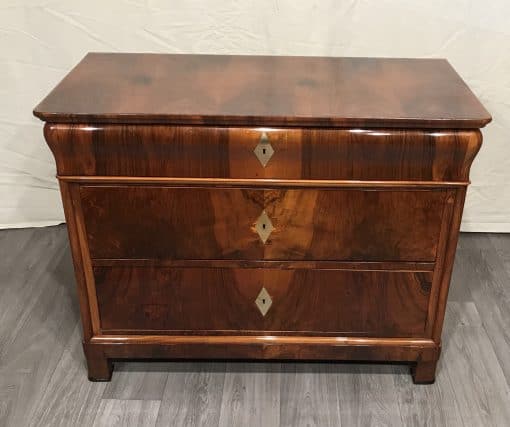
[2,227,510,427]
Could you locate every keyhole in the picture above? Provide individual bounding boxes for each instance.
[262,298,266,304]
[262,223,266,229]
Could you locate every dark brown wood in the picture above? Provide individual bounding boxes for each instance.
[431,187,468,342]
[93,266,432,336]
[34,53,491,129]
[80,185,446,262]
[34,54,489,383]
[83,342,113,381]
[70,183,101,335]
[84,335,439,367]
[44,124,482,182]
[91,259,435,271]
[424,190,457,337]
[58,181,94,341]
[58,176,471,188]
[412,359,439,384]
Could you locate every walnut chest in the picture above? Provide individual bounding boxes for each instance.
[34,53,491,383]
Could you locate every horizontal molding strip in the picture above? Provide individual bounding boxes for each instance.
[91,334,436,348]
[57,175,469,188]
[91,259,435,272]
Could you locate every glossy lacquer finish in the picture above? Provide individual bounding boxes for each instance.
[94,267,432,337]
[81,186,446,262]
[34,53,491,129]
[33,54,490,384]
[44,124,482,182]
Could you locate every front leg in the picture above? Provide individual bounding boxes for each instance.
[83,343,113,381]
[411,359,438,384]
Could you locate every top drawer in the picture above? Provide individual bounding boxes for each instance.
[45,124,481,182]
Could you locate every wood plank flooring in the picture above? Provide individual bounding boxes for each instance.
[0,225,509,427]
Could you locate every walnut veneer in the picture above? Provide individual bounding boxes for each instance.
[34,53,490,383]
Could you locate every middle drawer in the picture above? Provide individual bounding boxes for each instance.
[80,185,446,262]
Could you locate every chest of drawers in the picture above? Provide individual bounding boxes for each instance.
[34,53,490,383]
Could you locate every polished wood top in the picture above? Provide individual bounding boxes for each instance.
[34,53,491,129]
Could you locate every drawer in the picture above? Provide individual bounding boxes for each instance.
[94,267,432,337]
[81,185,446,262]
[46,124,481,182]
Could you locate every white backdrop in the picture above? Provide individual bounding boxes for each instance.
[1,1,509,230]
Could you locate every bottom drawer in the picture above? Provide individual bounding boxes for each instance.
[94,267,432,337]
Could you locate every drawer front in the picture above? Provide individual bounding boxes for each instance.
[94,267,432,337]
[81,185,446,262]
[46,124,481,182]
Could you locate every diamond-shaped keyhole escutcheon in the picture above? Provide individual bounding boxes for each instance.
[255,287,272,316]
[255,210,274,244]
[254,132,274,167]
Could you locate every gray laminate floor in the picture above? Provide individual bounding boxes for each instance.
[1,225,509,427]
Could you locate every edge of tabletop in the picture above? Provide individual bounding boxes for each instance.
[31,112,493,130]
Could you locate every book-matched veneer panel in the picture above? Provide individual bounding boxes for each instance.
[94,266,432,337]
[44,124,482,182]
[80,185,447,262]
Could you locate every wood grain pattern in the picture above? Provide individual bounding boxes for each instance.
[92,399,160,427]
[392,355,465,426]
[44,124,482,182]
[439,302,510,426]
[80,336,437,383]
[69,182,102,336]
[490,233,510,274]
[91,259,435,272]
[280,363,341,427]
[0,227,78,426]
[457,234,510,389]
[431,187,467,343]
[33,54,489,384]
[335,364,404,426]
[93,266,432,337]
[33,53,491,128]
[80,186,446,262]
[4,227,510,426]
[58,176,471,188]
[155,362,225,427]
[29,324,107,427]
[58,181,94,341]
[218,363,281,427]
[102,362,168,401]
